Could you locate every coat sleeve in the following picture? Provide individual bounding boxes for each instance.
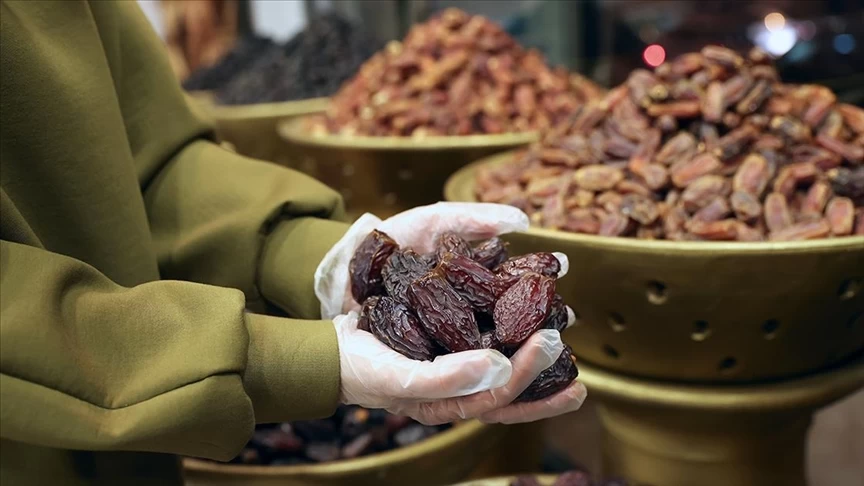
[0,241,340,460]
[87,0,349,319]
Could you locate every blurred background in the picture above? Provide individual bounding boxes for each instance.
[140,0,864,104]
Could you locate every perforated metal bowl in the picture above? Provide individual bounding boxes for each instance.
[445,153,864,383]
[279,117,536,219]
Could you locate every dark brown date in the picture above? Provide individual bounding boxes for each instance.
[472,237,509,269]
[544,294,568,332]
[357,296,380,332]
[439,253,504,313]
[366,296,436,361]
[514,344,579,403]
[408,271,481,352]
[495,253,561,286]
[350,230,399,302]
[435,232,473,261]
[382,249,435,305]
[494,273,556,345]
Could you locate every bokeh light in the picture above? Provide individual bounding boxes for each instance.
[764,12,786,33]
[833,34,855,54]
[643,44,666,67]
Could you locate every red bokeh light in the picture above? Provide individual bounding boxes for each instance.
[643,44,666,67]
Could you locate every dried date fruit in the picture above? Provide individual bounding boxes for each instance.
[828,167,864,205]
[439,253,503,313]
[769,219,831,241]
[357,296,380,332]
[730,191,762,222]
[825,197,855,236]
[514,344,578,402]
[366,296,436,361]
[494,273,556,345]
[544,294,568,332]
[495,252,561,284]
[408,271,481,352]
[350,230,399,302]
[435,232,473,261]
[670,153,722,188]
[764,193,793,232]
[472,237,509,269]
[383,249,436,305]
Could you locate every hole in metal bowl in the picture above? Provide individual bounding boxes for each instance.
[342,163,355,177]
[838,279,861,301]
[718,357,738,374]
[691,321,711,342]
[762,319,780,339]
[398,169,414,181]
[646,281,667,305]
[608,313,626,332]
[849,312,862,329]
[384,193,398,206]
[603,345,620,359]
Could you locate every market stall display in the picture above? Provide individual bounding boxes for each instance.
[473,46,864,240]
[311,8,603,137]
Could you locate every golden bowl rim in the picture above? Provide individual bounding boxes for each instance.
[278,116,539,151]
[182,419,488,477]
[577,357,864,411]
[185,90,330,121]
[452,473,559,485]
[445,151,864,253]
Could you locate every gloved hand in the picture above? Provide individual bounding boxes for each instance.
[315,202,586,424]
[314,202,571,319]
[334,312,586,425]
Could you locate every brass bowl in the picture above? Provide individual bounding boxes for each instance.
[182,421,507,486]
[279,117,537,219]
[192,94,330,163]
[445,153,864,383]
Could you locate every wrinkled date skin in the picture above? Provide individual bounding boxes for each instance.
[435,232,473,261]
[472,236,509,269]
[514,344,579,403]
[439,253,506,313]
[495,252,561,287]
[408,271,481,352]
[350,230,399,302]
[494,273,556,345]
[382,249,436,305]
[544,294,568,332]
[366,296,437,361]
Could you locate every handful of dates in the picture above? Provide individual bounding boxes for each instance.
[228,405,449,465]
[349,229,577,403]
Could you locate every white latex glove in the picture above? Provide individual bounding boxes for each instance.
[314,202,572,319]
[334,312,585,424]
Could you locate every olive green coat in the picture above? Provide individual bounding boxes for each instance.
[0,1,348,484]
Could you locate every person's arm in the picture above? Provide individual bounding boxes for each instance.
[88,0,347,318]
[0,240,339,460]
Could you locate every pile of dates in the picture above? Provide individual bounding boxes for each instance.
[511,470,636,486]
[229,405,449,465]
[311,8,603,137]
[183,14,377,104]
[475,45,864,241]
[350,230,578,403]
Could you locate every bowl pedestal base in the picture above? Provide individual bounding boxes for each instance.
[580,358,864,486]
